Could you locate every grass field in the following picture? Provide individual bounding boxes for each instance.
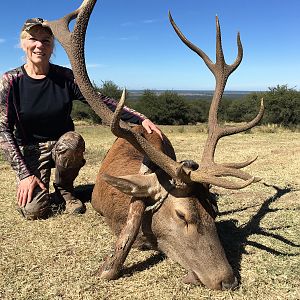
[0,125,299,300]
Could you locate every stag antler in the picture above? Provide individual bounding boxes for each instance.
[168,12,264,189]
[111,12,264,189]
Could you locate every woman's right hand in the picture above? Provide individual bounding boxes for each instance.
[17,175,46,207]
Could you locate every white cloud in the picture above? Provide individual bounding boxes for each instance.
[118,36,138,41]
[142,19,157,24]
[0,38,5,43]
[120,19,159,27]
[86,63,105,68]
[19,55,26,63]
[121,21,134,27]
[61,63,104,69]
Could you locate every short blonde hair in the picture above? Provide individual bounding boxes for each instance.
[20,30,31,40]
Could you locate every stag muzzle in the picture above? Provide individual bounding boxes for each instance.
[221,276,238,290]
[184,269,238,290]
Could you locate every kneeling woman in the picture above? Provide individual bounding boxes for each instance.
[0,18,161,220]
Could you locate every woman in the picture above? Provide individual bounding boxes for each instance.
[0,18,161,220]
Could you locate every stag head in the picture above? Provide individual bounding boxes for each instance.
[45,0,264,290]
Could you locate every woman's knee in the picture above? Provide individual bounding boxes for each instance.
[18,188,51,220]
[53,131,85,168]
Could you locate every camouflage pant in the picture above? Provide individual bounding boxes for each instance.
[18,131,85,220]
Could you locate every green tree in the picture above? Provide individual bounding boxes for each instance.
[187,100,210,123]
[94,80,125,100]
[71,81,122,123]
[262,85,300,126]
[217,98,234,122]
[135,90,159,121]
[72,80,127,124]
[226,94,262,122]
[158,91,190,125]
[71,100,101,123]
[220,85,300,126]
[137,90,191,125]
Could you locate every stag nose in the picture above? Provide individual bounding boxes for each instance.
[221,276,238,290]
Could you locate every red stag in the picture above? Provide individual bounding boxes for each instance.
[44,0,264,290]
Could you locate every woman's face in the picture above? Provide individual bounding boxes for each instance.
[21,26,54,66]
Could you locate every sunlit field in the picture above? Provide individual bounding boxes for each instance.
[0,124,299,300]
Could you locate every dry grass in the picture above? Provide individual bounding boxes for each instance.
[0,125,299,300]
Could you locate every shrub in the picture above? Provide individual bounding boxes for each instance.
[72,81,300,127]
[71,100,101,123]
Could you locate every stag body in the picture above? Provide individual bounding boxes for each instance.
[92,126,237,290]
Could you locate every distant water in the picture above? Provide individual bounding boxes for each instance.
[128,90,256,98]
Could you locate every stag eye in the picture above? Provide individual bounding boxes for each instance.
[175,209,188,226]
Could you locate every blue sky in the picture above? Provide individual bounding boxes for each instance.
[0,0,299,91]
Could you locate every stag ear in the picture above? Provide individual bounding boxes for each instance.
[180,160,199,171]
[102,173,163,198]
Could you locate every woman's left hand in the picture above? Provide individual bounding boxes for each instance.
[141,119,163,139]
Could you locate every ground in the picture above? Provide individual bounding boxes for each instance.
[0,125,299,300]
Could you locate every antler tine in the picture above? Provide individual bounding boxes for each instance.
[43,0,94,53]
[169,13,243,161]
[216,16,243,76]
[229,31,243,74]
[189,163,262,189]
[221,156,258,169]
[42,0,89,44]
[215,16,225,68]
[205,17,243,152]
[189,171,256,189]
[219,98,264,137]
[168,11,214,74]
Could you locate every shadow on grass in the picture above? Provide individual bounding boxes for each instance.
[217,183,300,282]
[121,252,166,278]
[74,184,94,203]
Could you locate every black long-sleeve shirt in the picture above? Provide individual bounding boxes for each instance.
[0,63,145,180]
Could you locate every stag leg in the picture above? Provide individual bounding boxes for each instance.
[97,198,146,280]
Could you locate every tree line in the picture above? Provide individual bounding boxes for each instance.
[71,81,300,127]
